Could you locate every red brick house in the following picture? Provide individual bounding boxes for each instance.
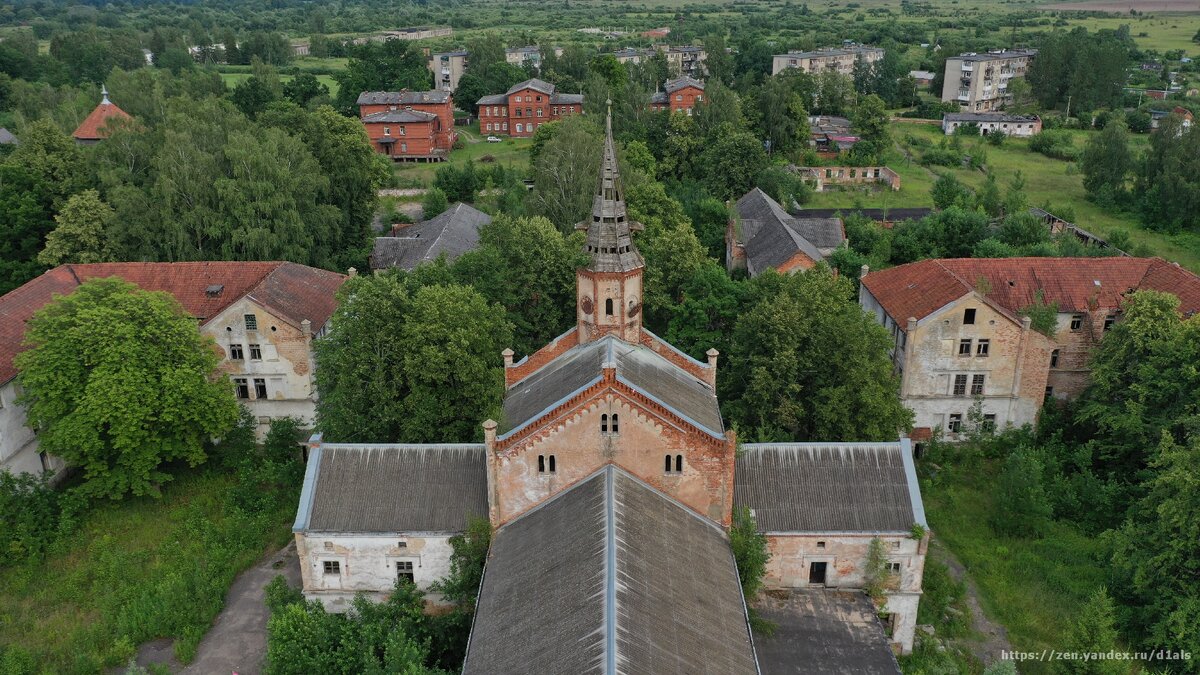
[73,86,132,145]
[476,78,584,138]
[357,90,457,161]
[650,76,705,115]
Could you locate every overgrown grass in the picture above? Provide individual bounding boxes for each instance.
[389,123,533,187]
[918,454,1107,674]
[0,467,297,673]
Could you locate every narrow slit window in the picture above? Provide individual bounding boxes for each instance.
[674,455,682,472]
[605,298,614,316]
[601,414,608,433]
[665,454,672,472]
[548,455,556,473]
[1050,349,1060,368]
[538,455,546,473]
[611,414,619,433]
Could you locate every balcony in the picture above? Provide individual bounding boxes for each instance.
[961,64,974,72]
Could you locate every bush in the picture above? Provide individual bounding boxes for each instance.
[1029,130,1078,160]
[731,506,770,600]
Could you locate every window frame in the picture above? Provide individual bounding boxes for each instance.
[322,560,341,576]
[253,378,267,400]
[234,378,250,400]
[958,339,973,356]
[952,374,968,397]
[244,314,258,331]
[248,343,262,361]
[948,413,963,433]
[970,373,985,396]
[229,343,244,360]
[976,339,990,357]
[963,308,976,325]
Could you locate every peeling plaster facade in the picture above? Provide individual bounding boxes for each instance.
[763,532,929,653]
[860,284,1053,438]
[0,380,64,479]
[296,533,454,610]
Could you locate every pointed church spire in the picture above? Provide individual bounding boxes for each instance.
[575,99,644,274]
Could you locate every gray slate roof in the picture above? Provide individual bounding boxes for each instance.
[551,92,584,104]
[665,75,705,93]
[476,93,507,105]
[500,335,723,439]
[735,441,926,533]
[361,110,437,123]
[735,188,845,275]
[507,77,556,95]
[954,49,1036,62]
[463,466,759,675]
[357,90,451,105]
[943,112,1040,124]
[294,443,488,533]
[753,590,901,674]
[369,203,491,271]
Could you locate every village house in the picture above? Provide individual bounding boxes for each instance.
[0,262,345,479]
[369,202,491,272]
[726,188,847,276]
[476,78,583,137]
[73,86,132,145]
[941,49,1037,112]
[942,112,1042,137]
[357,90,456,161]
[772,45,884,76]
[649,76,705,114]
[858,257,1200,442]
[1149,106,1194,130]
[294,108,926,665]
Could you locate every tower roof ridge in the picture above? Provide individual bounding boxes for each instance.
[576,100,644,274]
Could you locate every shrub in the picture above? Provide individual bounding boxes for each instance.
[730,506,770,601]
[1029,130,1078,160]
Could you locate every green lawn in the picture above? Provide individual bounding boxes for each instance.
[0,469,296,673]
[1066,15,1200,53]
[919,457,1108,673]
[389,122,533,188]
[875,121,1200,272]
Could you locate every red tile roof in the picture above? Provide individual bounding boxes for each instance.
[72,101,132,141]
[862,257,1200,331]
[0,262,346,384]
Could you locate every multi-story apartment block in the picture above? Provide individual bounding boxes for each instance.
[476,78,583,137]
[941,49,1037,112]
[859,257,1200,442]
[357,90,457,161]
[771,45,884,76]
[429,50,468,93]
[612,45,708,78]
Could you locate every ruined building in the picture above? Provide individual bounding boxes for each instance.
[294,106,928,671]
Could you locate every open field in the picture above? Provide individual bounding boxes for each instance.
[1045,0,1200,11]
[807,120,1200,273]
[0,469,296,673]
[1062,14,1200,52]
[390,122,533,187]
[919,456,1108,674]
[217,71,340,97]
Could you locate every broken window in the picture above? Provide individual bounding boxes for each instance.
[1045,386,1054,399]
[244,314,258,331]
[887,562,902,574]
[397,561,415,583]
[809,561,828,585]
[1104,314,1116,331]
[323,560,340,575]
[948,413,963,433]
[229,344,244,360]
[983,414,996,431]
[1070,314,1083,331]
[234,378,249,399]
[971,374,985,396]
[958,339,972,356]
[963,308,976,325]
[1050,349,1060,368]
[249,344,262,360]
[976,339,990,357]
[953,374,968,397]
[254,378,267,400]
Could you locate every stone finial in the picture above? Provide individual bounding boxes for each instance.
[502,348,515,368]
[706,347,719,369]
[860,264,870,279]
[907,317,918,333]
[348,267,358,277]
[101,84,111,105]
[301,319,312,337]
[1020,316,1032,331]
[482,419,498,447]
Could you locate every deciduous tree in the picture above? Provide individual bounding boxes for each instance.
[38,189,113,266]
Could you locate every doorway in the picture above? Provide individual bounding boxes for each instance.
[809,561,827,585]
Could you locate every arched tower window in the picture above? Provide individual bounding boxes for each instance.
[665,454,683,473]
[538,455,546,473]
[675,454,683,472]
[549,455,556,472]
[601,414,608,433]
[611,414,619,433]
[605,298,614,316]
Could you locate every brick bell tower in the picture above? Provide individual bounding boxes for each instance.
[575,100,645,344]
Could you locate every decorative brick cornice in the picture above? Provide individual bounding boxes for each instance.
[505,327,580,386]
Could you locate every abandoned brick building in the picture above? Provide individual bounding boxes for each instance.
[859,257,1200,442]
[294,107,927,671]
[726,188,847,277]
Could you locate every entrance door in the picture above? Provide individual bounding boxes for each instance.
[809,561,827,585]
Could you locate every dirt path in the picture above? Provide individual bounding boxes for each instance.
[931,537,1013,666]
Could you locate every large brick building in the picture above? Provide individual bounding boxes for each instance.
[476,78,583,137]
[859,257,1200,441]
[293,109,928,665]
[650,76,705,114]
[357,90,457,161]
[0,262,346,479]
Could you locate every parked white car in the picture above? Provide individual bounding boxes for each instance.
[486,135,502,143]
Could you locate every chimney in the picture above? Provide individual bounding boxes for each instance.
[860,264,870,279]
[705,348,719,388]
[301,319,312,338]
[907,317,917,333]
[502,348,514,368]
[348,267,358,278]
[1020,316,1032,332]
